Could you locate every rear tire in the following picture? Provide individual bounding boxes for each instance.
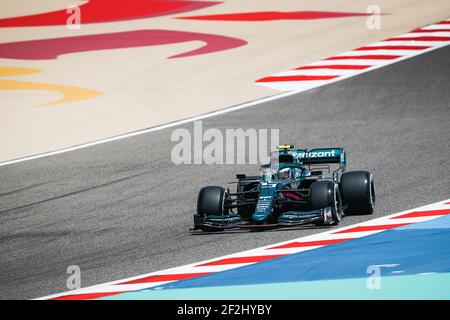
[197,186,227,231]
[310,181,342,225]
[340,171,375,215]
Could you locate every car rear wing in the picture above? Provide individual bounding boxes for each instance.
[296,148,346,170]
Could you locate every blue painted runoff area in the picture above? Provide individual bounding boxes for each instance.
[103,272,450,300]
[105,214,450,299]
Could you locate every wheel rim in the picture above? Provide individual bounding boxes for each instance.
[221,191,226,216]
[334,184,342,222]
[368,175,375,210]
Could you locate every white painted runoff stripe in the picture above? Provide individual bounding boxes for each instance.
[256,19,450,92]
[37,198,450,300]
[2,18,448,168]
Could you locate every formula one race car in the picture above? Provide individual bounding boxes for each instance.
[192,146,375,231]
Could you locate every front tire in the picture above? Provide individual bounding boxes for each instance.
[340,171,375,215]
[197,186,227,231]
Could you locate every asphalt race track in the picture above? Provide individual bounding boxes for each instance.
[0,46,449,300]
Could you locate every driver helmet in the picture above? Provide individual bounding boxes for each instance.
[277,167,292,180]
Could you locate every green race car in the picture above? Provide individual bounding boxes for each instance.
[192,145,375,232]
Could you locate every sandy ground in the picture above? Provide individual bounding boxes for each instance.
[0,0,449,162]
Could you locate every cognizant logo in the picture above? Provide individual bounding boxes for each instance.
[297,149,338,158]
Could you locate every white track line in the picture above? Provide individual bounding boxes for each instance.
[0,91,296,168]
